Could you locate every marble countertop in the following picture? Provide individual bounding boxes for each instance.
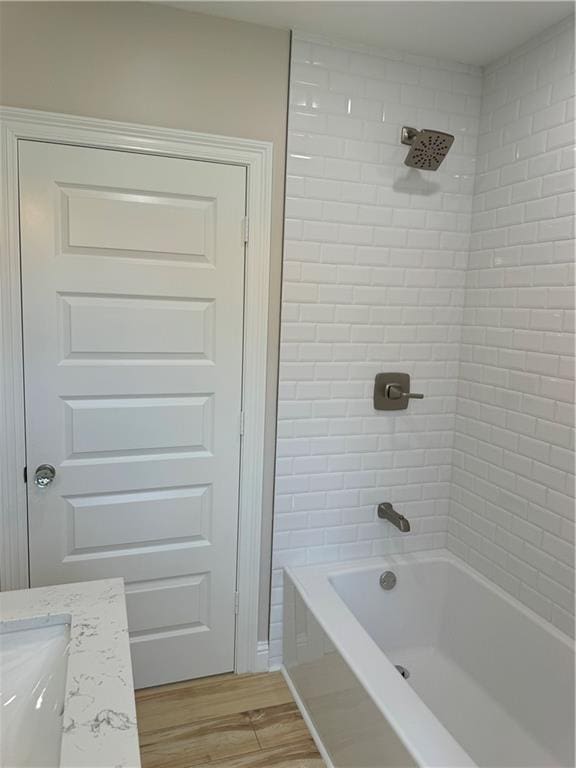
[0,578,141,768]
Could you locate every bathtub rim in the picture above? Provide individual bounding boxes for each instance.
[284,548,574,768]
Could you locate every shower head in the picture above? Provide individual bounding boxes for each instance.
[401,126,454,171]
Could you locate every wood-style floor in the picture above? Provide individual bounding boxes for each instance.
[136,671,325,768]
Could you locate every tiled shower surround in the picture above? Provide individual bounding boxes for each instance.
[449,20,575,636]
[271,35,483,662]
[271,19,574,664]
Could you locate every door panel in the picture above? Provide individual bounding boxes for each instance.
[19,140,246,687]
[61,294,215,359]
[63,395,213,456]
[64,485,212,552]
[63,186,215,260]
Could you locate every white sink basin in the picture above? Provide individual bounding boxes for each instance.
[0,617,70,768]
[0,579,140,768]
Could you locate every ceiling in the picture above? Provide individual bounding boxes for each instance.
[167,1,574,66]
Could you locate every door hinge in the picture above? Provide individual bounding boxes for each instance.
[234,590,240,615]
[242,216,249,244]
[23,466,27,483]
[239,410,245,436]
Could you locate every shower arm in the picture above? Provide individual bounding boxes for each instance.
[401,126,420,145]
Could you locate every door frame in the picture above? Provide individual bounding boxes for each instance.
[0,106,273,674]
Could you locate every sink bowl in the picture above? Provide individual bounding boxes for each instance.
[0,579,140,767]
[0,617,70,768]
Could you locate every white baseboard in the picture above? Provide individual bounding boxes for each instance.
[281,665,335,768]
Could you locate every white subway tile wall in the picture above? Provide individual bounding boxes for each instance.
[270,34,483,664]
[449,19,575,637]
[271,19,574,665]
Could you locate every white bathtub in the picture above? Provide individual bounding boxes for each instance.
[283,550,574,768]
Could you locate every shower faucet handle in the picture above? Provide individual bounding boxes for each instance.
[373,372,424,411]
[386,383,424,400]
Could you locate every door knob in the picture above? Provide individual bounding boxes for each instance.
[34,464,56,488]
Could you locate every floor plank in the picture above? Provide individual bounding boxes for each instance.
[138,711,258,768]
[189,741,324,768]
[136,672,324,768]
[248,701,313,750]
[136,672,293,734]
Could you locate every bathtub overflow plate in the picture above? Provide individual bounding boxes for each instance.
[379,570,396,590]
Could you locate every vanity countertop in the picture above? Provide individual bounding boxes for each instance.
[0,578,141,768]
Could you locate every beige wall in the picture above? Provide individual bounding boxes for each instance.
[0,1,289,641]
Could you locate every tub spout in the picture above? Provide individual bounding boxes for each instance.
[378,502,411,532]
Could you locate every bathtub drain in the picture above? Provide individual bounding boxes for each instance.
[395,664,410,680]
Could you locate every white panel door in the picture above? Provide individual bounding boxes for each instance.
[19,140,246,688]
